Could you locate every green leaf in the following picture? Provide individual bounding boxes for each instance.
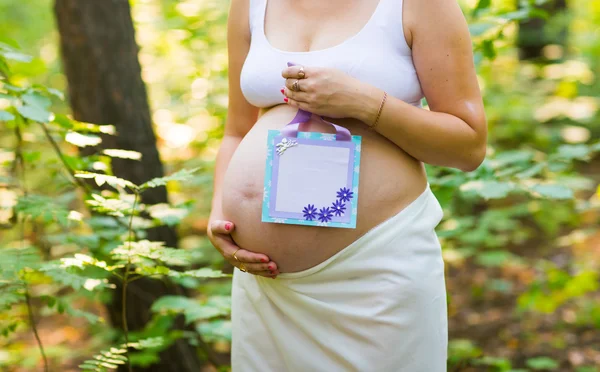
[52,114,117,134]
[0,50,33,63]
[21,91,51,109]
[461,180,515,200]
[552,144,591,161]
[85,193,134,218]
[2,83,26,92]
[15,194,71,226]
[102,149,142,160]
[16,104,51,122]
[197,319,232,342]
[529,184,574,199]
[75,171,139,190]
[469,22,498,37]
[151,295,228,324]
[515,163,545,179]
[176,268,228,279]
[0,246,43,278]
[0,110,15,121]
[111,240,193,266]
[65,130,103,147]
[526,356,559,370]
[481,39,497,60]
[475,250,516,267]
[139,167,201,190]
[472,0,491,16]
[147,203,190,226]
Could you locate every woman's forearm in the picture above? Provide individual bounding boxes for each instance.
[210,135,242,221]
[352,83,487,172]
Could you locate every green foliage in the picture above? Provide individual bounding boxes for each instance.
[1,0,599,370]
[526,356,560,370]
[0,42,227,370]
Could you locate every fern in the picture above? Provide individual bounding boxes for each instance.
[79,337,165,371]
[74,171,138,191]
[139,167,201,190]
[111,240,193,266]
[151,295,229,324]
[14,194,70,226]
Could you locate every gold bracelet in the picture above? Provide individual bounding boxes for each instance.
[371,91,387,130]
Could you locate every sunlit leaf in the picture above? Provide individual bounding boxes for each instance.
[16,103,51,122]
[529,184,574,199]
[102,149,142,160]
[139,167,200,190]
[75,171,138,190]
[526,357,559,370]
[151,295,228,324]
[0,110,14,121]
[65,131,102,147]
[21,91,51,109]
[472,0,491,16]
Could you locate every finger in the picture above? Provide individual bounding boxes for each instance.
[253,270,279,278]
[210,220,234,235]
[284,78,306,93]
[226,247,271,264]
[241,262,278,273]
[282,65,309,79]
[285,97,311,111]
[283,87,309,103]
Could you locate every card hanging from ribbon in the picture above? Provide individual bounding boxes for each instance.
[262,108,362,228]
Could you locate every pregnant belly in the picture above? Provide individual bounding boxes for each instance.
[221,105,428,273]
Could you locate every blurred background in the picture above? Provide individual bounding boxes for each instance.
[0,0,598,371]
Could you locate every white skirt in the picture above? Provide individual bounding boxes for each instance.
[231,182,448,372]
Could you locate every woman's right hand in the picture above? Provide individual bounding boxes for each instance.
[207,219,279,278]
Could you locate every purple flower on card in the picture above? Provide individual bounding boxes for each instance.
[336,187,354,202]
[331,200,346,216]
[317,207,333,223]
[302,204,318,221]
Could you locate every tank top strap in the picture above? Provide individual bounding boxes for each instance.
[371,0,412,55]
[248,0,265,36]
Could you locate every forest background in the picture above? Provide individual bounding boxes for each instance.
[0,0,599,371]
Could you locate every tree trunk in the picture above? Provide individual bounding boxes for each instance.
[53,1,204,371]
[517,0,568,61]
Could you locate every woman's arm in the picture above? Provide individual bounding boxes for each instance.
[208,0,279,277]
[354,0,487,172]
[211,0,258,219]
[281,0,487,172]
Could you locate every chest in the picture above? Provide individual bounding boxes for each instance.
[263,0,384,53]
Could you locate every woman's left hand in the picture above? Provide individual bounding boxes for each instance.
[281,64,366,119]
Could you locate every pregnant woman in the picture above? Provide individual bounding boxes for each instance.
[207,0,487,370]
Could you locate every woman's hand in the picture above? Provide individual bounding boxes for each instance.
[207,220,280,278]
[280,64,367,120]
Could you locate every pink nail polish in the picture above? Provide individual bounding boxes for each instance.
[261,258,268,263]
[283,97,288,103]
[280,88,284,94]
[225,223,231,231]
[268,264,274,270]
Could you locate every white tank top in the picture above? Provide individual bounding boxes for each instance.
[240,0,424,109]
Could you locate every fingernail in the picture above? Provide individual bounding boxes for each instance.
[268,264,274,270]
[261,258,268,263]
[280,88,284,94]
[225,223,231,231]
[283,97,288,102]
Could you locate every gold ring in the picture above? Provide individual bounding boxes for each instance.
[298,66,305,79]
[232,248,241,262]
[292,79,300,92]
[239,263,247,272]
